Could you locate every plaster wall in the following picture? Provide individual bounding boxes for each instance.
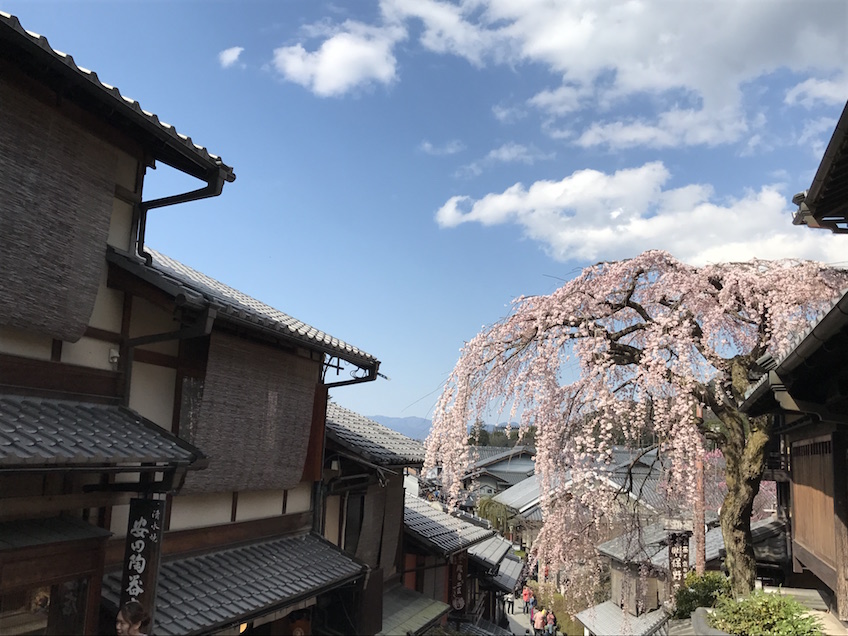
[235,489,285,522]
[169,491,234,530]
[128,361,177,430]
[107,197,134,251]
[61,336,114,370]
[87,272,124,333]
[287,481,312,513]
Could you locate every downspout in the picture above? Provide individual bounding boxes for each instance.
[135,168,229,265]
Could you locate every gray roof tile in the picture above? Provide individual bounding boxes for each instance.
[576,600,669,636]
[404,494,495,556]
[106,248,378,370]
[492,554,524,593]
[378,584,450,636]
[102,533,365,635]
[325,402,425,466]
[468,534,512,571]
[0,395,203,468]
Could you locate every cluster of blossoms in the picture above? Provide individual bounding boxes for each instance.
[426,250,847,603]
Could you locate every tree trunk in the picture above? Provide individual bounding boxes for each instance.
[717,410,770,597]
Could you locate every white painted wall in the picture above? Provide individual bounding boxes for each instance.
[107,197,134,252]
[287,482,312,513]
[61,336,114,370]
[128,361,176,430]
[88,272,124,332]
[235,489,285,522]
[169,492,233,530]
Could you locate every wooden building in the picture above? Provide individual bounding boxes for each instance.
[741,98,848,621]
[0,11,380,635]
[322,402,452,636]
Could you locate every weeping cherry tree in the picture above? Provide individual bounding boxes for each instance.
[426,250,848,599]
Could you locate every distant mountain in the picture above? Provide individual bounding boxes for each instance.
[368,415,432,441]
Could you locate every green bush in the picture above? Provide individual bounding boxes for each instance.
[673,571,730,618]
[709,589,823,636]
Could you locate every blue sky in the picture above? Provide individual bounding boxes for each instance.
[7,1,847,421]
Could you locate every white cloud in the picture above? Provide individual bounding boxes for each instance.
[435,161,845,265]
[798,116,838,159]
[455,142,554,179]
[272,22,405,96]
[492,103,526,123]
[218,46,244,69]
[393,0,846,148]
[420,139,465,155]
[786,76,848,108]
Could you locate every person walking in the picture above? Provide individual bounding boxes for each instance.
[533,607,545,636]
[522,586,530,613]
[505,590,515,613]
[545,609,556,635]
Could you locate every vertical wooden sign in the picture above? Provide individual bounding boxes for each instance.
[449,551,468,613]
[119,498,165,624]
[668,531,691,596]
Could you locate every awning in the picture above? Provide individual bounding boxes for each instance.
[492,554,524,593]
[468,534,512,572]
[404,494,495,557]
[102,533,365,635]
[0,516,111,552]
[0,394,205,470]
[378,584,450,636]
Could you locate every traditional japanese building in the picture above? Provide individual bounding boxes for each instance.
[741,98,848,622]
[0,11,380,635]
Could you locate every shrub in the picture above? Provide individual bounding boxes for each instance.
[709,589,823,636]
[673,571,730,618]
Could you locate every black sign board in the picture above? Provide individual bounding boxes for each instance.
[119,498,165,624]
[668,531,691,595]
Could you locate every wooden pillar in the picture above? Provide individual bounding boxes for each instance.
[832,431,848,621]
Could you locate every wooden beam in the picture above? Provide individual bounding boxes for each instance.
[104,511,313,567]
[833,431,848,620]
[792,540,838,591]
[0,353,122,399]
[0,491,133,519]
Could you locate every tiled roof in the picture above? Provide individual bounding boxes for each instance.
[0,516,111,551]
[470,446,534,470]
[107,248,378,370]
[325,402,425,466]
[742,288,848,414]
[493,474,541,512]
[576,600,669,636]
[492,554,524,593]
[0,395,203,468]
[0,12,234,183]
[648,517,786,570]
[597,514,783,570]
[378,584,450,636]
[404,494,495,556]
[102,533,365,635]
[468,534,513,572]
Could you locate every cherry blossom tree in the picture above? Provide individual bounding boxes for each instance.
[426,250,848,598]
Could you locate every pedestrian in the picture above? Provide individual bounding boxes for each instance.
[522,585,530,613]
[533,607,545,636]
[505,590,515,613]
[545,609,556,635]
[116,602,150,636]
